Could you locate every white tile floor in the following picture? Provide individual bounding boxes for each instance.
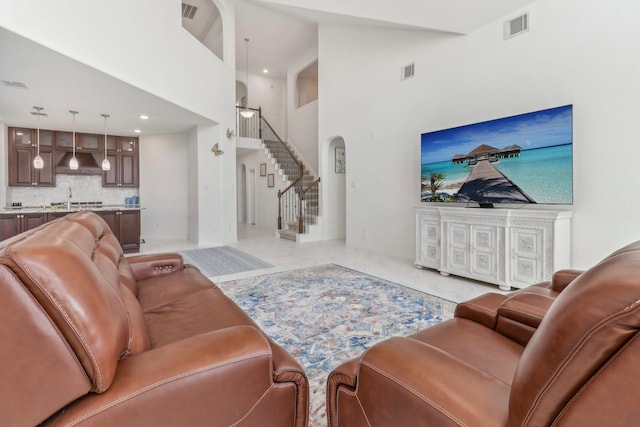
[139,223,504,303]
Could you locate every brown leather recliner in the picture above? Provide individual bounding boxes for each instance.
[0,211,308,427]
[327,241,640,426]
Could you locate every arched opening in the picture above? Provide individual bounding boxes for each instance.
[327,136,346,240]
[181,0,224,60]
[296,60,318,108]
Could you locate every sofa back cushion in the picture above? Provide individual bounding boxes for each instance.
[509,241,640,426]
[0,264,91,426]
[0,212,130,392]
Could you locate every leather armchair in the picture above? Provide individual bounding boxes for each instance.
[327,241,640,426]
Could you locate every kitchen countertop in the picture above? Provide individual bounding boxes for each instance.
[1,205,143,214]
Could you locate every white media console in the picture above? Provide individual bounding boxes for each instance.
[415,206,572,290]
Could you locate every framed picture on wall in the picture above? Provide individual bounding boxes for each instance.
[260,163,267,176]
[267,174,275,187]
[335,147,345,173]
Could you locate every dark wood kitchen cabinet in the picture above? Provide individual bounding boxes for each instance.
[103,136,138,187]
[0,212,47,242]
[96,210,140,253]
[8,128,55,187]
[56,132,100,151]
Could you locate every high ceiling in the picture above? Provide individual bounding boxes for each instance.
[0,0,537,136]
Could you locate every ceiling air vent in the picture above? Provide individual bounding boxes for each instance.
[504,13,529,40]
[1,80,28,89]
[401,63,415,81]
[182,3,198,19]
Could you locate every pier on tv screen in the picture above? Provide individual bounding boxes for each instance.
[420,104,573,205]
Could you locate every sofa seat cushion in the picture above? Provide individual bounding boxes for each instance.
[351,336,513,427]
[143,286,259,348]
[136,265,217,311]
[408,318,524,386]
[330,318,523,427]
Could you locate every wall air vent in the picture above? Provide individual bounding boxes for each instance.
[401,63,415,81]
[1,80,28,89]
[504,13,529,40]
[182,3,198,19]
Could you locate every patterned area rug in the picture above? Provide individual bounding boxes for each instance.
[180,246,272,277]
[218,264,457,427]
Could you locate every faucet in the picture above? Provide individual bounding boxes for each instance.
[66,187,72,210]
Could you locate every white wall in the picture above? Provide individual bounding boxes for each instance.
[319,0,640,268]
[242,73,287,139]
[288,49,319,174]
[236,149,283,228]
[0,0,239,248]
[139,134,189,241]
[0,0,235,122]
[323,137,346,240]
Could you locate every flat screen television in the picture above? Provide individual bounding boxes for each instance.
[420,104,573,206]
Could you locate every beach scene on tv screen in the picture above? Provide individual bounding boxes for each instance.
[421,105,573,205]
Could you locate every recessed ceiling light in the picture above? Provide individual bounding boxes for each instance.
[263,69,269,74]
[139,114,149,120]
[134,129,141,133]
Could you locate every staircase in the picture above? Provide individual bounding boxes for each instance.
[259,117,321,242]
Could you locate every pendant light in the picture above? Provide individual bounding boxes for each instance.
[69,110,79,170]
[240,38,255,119]
[101,114,111,171]
[32,106,45,169]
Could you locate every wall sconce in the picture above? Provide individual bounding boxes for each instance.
[212,143,224,156]
[226,128,236,139]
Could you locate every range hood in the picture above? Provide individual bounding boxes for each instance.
[56,152,102,175]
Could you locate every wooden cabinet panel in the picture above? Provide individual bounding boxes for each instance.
[0,213,46,242]
[96,210,118,235]
[102,137,139,187]
[118,210,141,253]
[102,153,119,186]
[78,134,100,151]
[36,151,55,186]
[22,213,47,232]
[8,128,55,187]
[96,210,140,253]
[0,215,21,242]
[120,152,138,187]
[14,147,34,186]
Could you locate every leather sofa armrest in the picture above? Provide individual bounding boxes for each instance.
[454,293,508,329]
[498,292,555,328]
[496,292,555,345]
[551,269,584,293]
[125,253,185,281]
[42,326,305,427]
[327,337,510,427]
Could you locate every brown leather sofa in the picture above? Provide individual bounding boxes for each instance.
[0,211,308,427]
[327,241,640,426]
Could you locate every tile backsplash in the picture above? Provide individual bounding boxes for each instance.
[7,174,139,207]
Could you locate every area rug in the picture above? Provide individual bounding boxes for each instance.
[218,264,457,427]
[179,246,272,277]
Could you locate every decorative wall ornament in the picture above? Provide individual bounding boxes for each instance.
[267,173,275,187]
[335,147,345,173]
[212,143,224,156]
